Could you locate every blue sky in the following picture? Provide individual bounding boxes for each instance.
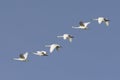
[0,0,120,80]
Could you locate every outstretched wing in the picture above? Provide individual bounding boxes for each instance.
[23,52,28,59]
[50,45,56,53]
[67,35,73,42]
[68,38,73,42]
[104,18,110,26]
[84,22,91,27]
[105,21,109,26]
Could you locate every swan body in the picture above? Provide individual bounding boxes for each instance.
[93,17,110,26]
[45,44,62,53]
[13,52,29,62]
[57,34,74,42]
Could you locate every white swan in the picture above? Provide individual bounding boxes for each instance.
[93,17,110,26]
[13,52,29,62]
[57,34,74,42]
[72,21,91,30]
[33,51,48,56]
[45,44,62,53]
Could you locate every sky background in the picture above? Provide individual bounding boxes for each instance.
[0,0,120,80]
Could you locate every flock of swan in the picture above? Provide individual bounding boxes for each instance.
[13,17,110,62]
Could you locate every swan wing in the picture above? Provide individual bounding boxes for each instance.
[68,38,72,42]
[23,52,28,59]
[50,45,56,53]
[105,21,109,26]
[84,22,90,27]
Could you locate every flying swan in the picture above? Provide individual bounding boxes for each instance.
[57,34,74,42]
[93,17,110,26]
[45,44,62,53]
[72,21,91,30]
[13,52,29,62]
[33,51,48,56]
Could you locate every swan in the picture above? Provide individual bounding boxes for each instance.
[33,51,48,56]
[45,44,62,53]
[72,21,91,30]
[93,17,110,26]
[57,34,74,42]
[13,52,29,62]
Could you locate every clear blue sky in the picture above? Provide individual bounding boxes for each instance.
[0,0,120,80]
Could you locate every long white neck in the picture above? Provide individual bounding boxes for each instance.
[93,19,98,21]
[13,58,24,61]
[45,45,51,47]
[57,36,63,38]
[72,26,80,29]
